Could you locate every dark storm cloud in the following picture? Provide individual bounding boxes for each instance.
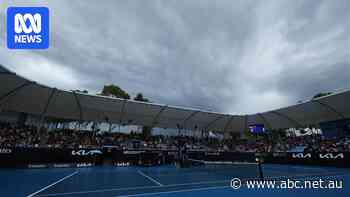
[0,0,349,114]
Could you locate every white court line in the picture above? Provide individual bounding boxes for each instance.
[117,185,230,197]
[118,172,348,197]
[262,171,344,180]
[152,171,215,177]
[38,171,343,197]
[36,185,162,197]
[36,179,230,196]
[137,170,163,186]
[27,171,79,197]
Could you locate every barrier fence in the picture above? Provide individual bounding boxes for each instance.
[0,147,348,168]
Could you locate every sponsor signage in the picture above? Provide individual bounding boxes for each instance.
[205,152,220,156]
[53,163,72,168]
[71,149,102,156]
[28,164,47,168]
[115,162,130,167]
[0,148,12,154]
[291,152,345,160]
[1,147,349,168]
[76,163,93,168]
[292,153,312,159]
[318,153,344,159]
[123,151,145,154]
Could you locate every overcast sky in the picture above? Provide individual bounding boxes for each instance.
[0,0,349,114]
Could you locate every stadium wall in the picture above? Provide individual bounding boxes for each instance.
[0,147,348,168]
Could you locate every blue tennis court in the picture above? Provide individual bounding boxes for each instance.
[1,164,349,197]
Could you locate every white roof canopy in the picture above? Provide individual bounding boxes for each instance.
[1,65,349,133]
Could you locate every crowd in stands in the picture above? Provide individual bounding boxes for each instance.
[0,123,41,147]
[1,122,350,153]
[272,135,350,153]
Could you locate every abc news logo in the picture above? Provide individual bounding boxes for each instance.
[14,13,42,42]
[7,7,49,49]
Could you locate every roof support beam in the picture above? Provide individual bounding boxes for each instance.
[183,111,199,129]
[119,99,128,125]
[151,105,168,128]
[0,81,34,104]
[242,115,248,138]
[312,99,346,120]
[223,116,234,133]
[270,111,303,128]
[203,115,224,131]
[258,113,272,131]
[0,82,35,113]
[73,91,83,125]
[37,88,57,133]
[41,88,57,116]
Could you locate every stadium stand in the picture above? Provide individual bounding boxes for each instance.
[1,64,350,169]
[1,121,349,153]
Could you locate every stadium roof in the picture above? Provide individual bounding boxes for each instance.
[0,64,349,133]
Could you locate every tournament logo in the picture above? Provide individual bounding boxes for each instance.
[7,7,49,49]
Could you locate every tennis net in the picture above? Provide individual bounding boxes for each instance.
[187,158,263,179]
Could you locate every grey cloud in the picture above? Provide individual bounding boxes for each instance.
[0,0,349,114]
